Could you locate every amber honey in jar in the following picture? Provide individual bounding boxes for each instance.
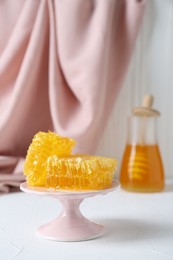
[120,95,164,192]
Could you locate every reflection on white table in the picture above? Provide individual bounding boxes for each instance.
[0,179,173,260]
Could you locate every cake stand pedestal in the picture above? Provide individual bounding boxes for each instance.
[20,181,119,242]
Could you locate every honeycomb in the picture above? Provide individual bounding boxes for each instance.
[46,154,117,190]
[24,131,75,186]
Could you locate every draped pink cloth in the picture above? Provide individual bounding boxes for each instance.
[0,0,146,192]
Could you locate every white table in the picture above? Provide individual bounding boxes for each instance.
[0,180,173,260]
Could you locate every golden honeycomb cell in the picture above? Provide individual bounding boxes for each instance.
[46,154,118,190]
[24,131,75,186]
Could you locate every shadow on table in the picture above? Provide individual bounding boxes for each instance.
[96,218,172,244]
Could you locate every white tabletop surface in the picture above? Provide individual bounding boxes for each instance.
[0,180,173,260]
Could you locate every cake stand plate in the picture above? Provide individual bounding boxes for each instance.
[20,181,119,242]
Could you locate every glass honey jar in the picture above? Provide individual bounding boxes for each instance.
[120,95,164,192]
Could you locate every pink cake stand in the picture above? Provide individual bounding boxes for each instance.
[20,180,119,242]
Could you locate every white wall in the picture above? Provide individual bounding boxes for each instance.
[97,0,173,178]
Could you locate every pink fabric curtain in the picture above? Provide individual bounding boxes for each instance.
[0,0,146,192]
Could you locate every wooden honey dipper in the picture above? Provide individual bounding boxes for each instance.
[132,94,160,117]
[128,95,160,181]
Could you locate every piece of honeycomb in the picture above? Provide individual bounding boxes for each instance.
[46,154,117,190]
[24,131,75,186]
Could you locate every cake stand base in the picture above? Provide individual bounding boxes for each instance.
[36,197,104,242]
[20,181,119,242]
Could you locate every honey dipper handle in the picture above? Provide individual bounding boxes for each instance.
[142,94,154,108]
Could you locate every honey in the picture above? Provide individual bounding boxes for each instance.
[46,155,117,190]
[120,144,164,192]
[24,131,118,190]
[24,131,75,186]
